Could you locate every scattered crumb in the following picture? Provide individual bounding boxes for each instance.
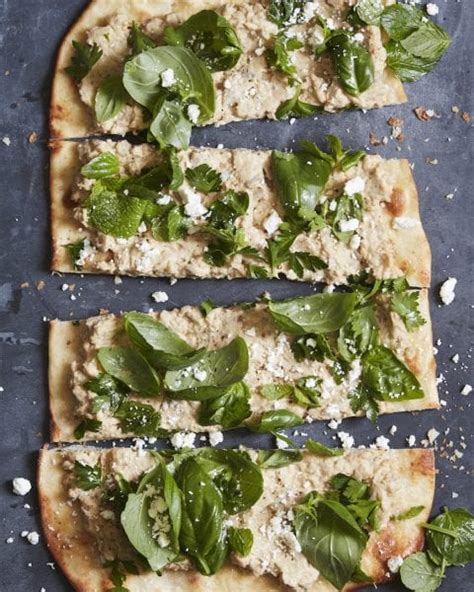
[414,107,436,121]
[2,136,11,146]
[461,385,472,396]
[151,291,169,303]
[28,132,38,144]
[35,280,45,290]
[369,132,381,146]
[462,112,471,123]
[426,3,439,17]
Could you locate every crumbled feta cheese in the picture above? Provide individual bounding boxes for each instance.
[407,435,416,447]
[338,218,359,232]
[6,537,14,544]
[427,428,440,444]
[179,185,208,218]
[387,555,404,573]
[187,104,201,124]
[2,136,11,146]
[350,233,361,249]
[12,478,32,496]
[209,431,224,447]
[344,176,365,196]
[439,277,457,305]
[156,194,172,205]
[61,283,69,292]
[170,432,196,449]
[389,425,398,435]
[353,32,364,43]
[461,384,472,396]
[263,211,283,236]
[328,418,341,430]
[26,532,40,545]
[426,3,439,16]
[452,491,459,499]
[138,222,147,234]
[451,353,460,364]
[254,46,265,57]
[193,368,208,382]
[393,217,420,229]
[161,68,176,88]
[374,435,390,450]
[337,431,354,448]
[151,291,168,303]
[76,238,96,267]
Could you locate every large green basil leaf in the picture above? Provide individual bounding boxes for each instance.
[195,449,263,514]
[271,150,331,221]
[113,400,163,436]
[95,75,128,123]
[250,409,302,432]
[400,552,444,592]
[198,382,251,428]
[123,46,215,120]
[426,508,474,567]
[86,186,147,238]
[228,527,253,557]
[294,497,367,590]
[380,5,426,41]
[269,292,358,335]
[150,99,192,150]
[268,0,307,27]
[257,449,303,469]
[124,312,204,370]
[361,345,424,402]
[175,458,225,575]
[327,33,375,96]
[164,10,242,72]
[98,347,161,396]
[164,337,248,398]
[121,461,181,571]
[66,40,102,81]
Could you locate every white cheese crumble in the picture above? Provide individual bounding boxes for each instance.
[12,478,31,496]
[76,239,96,267]
[138,222,147,234]
[187,104,201,124]
[387,555,404,573]
[407,435,416,447]
[461,384,472,396]
[338,218,359,232]
[350,233,361,250]
[2,136,11,146]
[151,291,169,303]
[161,68,176,88]
[439,277,457,305]
[393,217,420,229]
[170,432,196,449]
[209,431,224,447]
[344,176,365,196]
[276,436,289,449]
[337,431,354,449]
[179,185,208,218]
[193,368,208,382]
[156,194,172,205]
[426,3,439,16]
[373,435,390,450]
[263,211,283,236]
[427,428,440,444]
[26,532,40,545]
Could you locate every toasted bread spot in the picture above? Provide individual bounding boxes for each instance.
[387,188,406,216]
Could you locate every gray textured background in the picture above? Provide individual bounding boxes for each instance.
[0,1,473,590]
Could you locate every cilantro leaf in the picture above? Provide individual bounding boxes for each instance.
[73,460,102,490]
[73,417,102,439]
[128,22,157,57]
[185,164,222,193]
[390,291,426,331]
[66,41,103,81]
[113,400,164,437]
[266,32,303,84]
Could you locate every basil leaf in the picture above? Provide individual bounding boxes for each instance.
[185,164,222,193]
[81,153,120,179]
[87,186,147,238]
[294,497,367,590]
[124,312,203,370]
[195,449,263,514]
[73,417,102,439]
[128,22,157,57]
[401,22,450,61]
[164,10,242,72]
[353,0,384,25]
[257,449,303,469]
[123,46,215,119]
[98,347,161,396]
[164,337,249,398]
[269,292,358,335]
[175,458,225,575]
[385,40,438,83]
[268,0,307,27]
[327,33,375,96]
[271,150,331,221]
[228,527,253,557]
[114,401,163,437]
[150,99,192,150]
[390,291,426,331]
[276,85,319,119]
[95,75,128,123]
[74,460,102,490]
[250,409,302,433]
[260,383,294,400]
[400,552,444,592]
[426,508,474,567]
[66,40,102,81]
[198,382,251,428]
[380,5,426,41]
[393,505,425,521]
[305,438,344,457]
[361,345,424,402]
[86,373,129,414]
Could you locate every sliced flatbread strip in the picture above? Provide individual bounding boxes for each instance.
[48,293,438,442]
[39,446,435,592]
[50,139,431,287]
[50,0,406,140]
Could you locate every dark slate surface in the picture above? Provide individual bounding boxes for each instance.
[0,1,472,590]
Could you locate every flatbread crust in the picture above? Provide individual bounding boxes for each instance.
[50,139,431,287]
[38,446,435,592]
[50,0,406,140]
[48,293,438,442]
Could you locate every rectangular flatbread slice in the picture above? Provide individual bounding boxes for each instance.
[50,139,431,287]
[48,290,438,442]
[50,0,407,140]
[39,446,435,592]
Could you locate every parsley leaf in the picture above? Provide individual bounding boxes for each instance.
[185,164,223,193]
[73,417,102,439]
[390,291,426,331]
[128,22,156,57]
[113,400,164,437]
[73,460,102,490]
[266,32,303,84]
[66,41,103,81]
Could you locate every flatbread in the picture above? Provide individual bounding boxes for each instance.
[50,139,431,287]
[48,294,438,442]
[38,446,435,592]
[50,0,406,140]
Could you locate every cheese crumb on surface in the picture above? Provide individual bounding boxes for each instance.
[12,477,32,496]
[161,68,176,88]
[193,368,208,382]
[151,291,168,303]
[209,431,224,447]
[461,384,472,396]
[263,211,283,236]
[393,217,420,229]
[407,435,416,447]
[373,435,390,450]
[187,104,201,124]
[427,428,440,444]
[344,176,365,196]
[387,555,404,573]
[426,3,439,16]
[170,432,196,449]
[2,136,11,146]
[26,532,40,545]
[179,185,208,218]
[439,277,457,305]
[338,218,359,232]
[337,431,354,449]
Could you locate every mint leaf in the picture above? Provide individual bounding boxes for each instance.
[81,153,120,179]
[326,33,375,96]
[250,409,302,433]
[185,164,222,193]
[400,552,444,592]
[276,86,319,120]
[257,449,303,469]
[95,76,128,123]
[198,382,251,428]
[98,347,161,396]
[66,41,102,81]
[228,527,253,557]
[151,203,189,242]
[87,186,147,238]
